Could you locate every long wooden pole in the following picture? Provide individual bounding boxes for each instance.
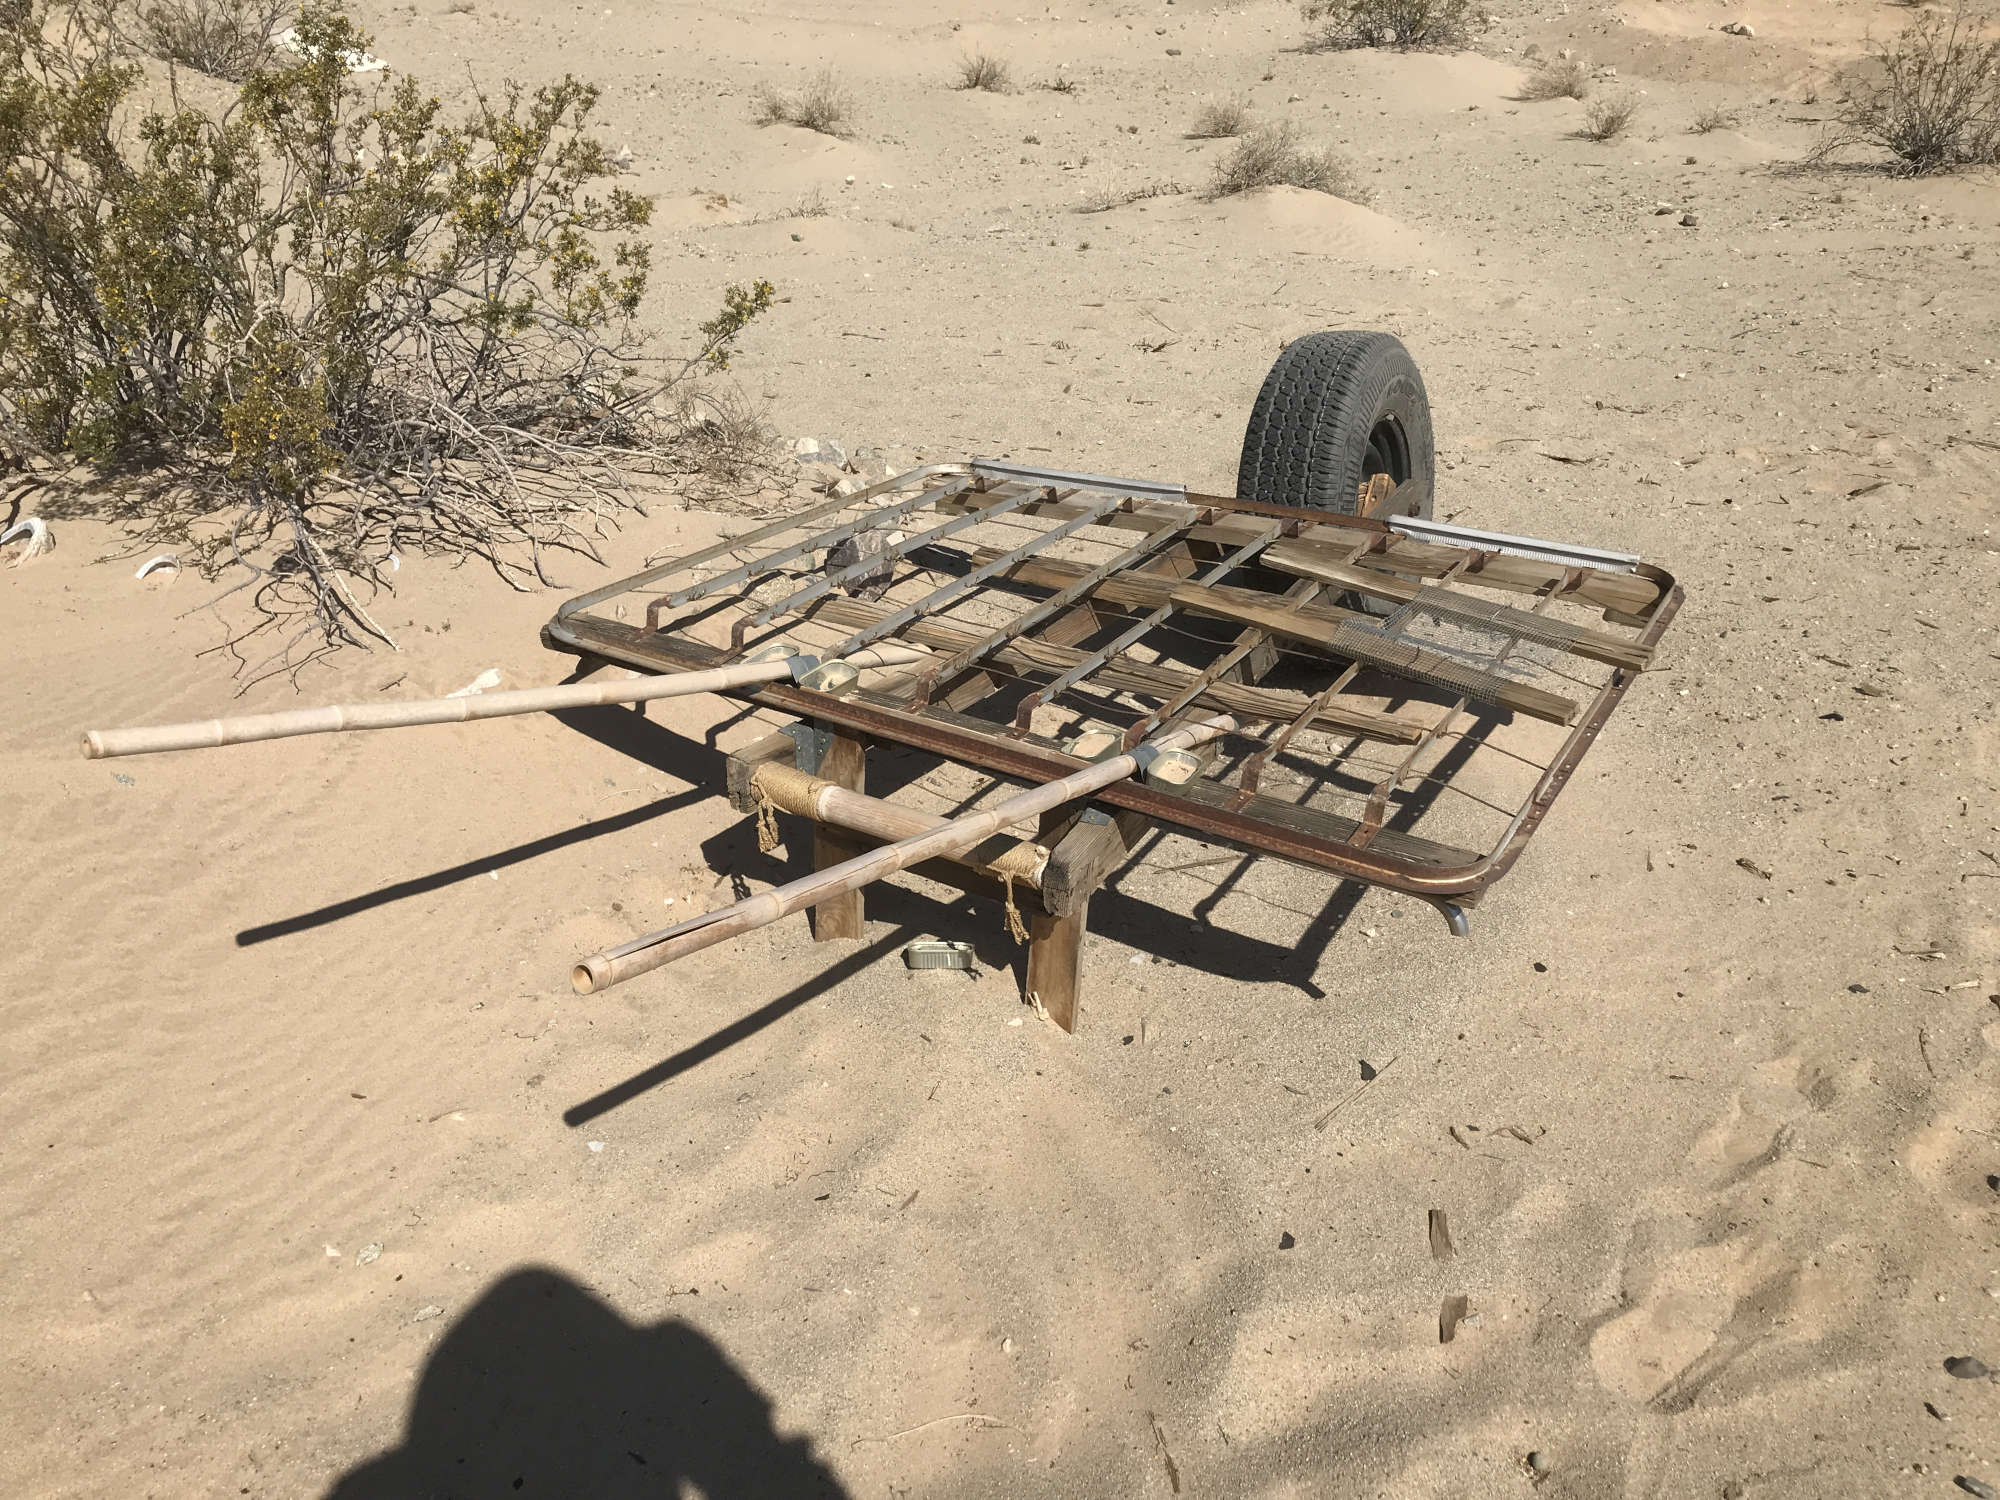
[571,714,1237,995]
[79,645,931,760]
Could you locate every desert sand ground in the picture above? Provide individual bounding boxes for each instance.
[4,0,2000,1495]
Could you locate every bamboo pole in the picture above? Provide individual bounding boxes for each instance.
[78,645,932,760]
[571,715,1237,995]
[750,763,1051,887]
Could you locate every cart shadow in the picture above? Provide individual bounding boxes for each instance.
[325,1266,849,1499]
[233,703,737,947]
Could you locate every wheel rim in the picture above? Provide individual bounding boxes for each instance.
[1362,416,1411,486]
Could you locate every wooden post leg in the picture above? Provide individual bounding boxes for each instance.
[1026,904,1086,1034]
[810,729,867,941]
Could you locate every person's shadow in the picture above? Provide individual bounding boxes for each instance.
[328,1267,850,1499]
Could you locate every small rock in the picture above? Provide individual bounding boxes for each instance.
[357,1242,382,1266]
[1278,1231,1296,1250]
[1527,1450,1552,1476]
[587,1140,606,1153]
[1956,1479,1998,1500]
[1165,46,1181,55]
[793,436,849,468]
[790,232,802,242]
[1680,212,1700,227]
[412,1304,443,1323]
[796,459,845,493]
[1945,1356,1991,1379]
[1654,204,1675,215]
[1686,154,1698,164]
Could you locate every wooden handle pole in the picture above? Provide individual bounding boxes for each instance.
[79,645,930,760]
[571,715,1238,995]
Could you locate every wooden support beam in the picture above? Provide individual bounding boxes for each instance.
[726,727,801,813]
[1025,908,1086,1033]
[810,728,868,941]
[1039,806,1149,918]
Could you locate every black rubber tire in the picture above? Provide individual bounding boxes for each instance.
[1236,331,1434,522]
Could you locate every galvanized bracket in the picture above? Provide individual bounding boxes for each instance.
[784,721,834,774]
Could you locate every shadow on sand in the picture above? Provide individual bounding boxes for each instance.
[328,1267,849,1499]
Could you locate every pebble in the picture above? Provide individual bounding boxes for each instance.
[1680,211,1700,227]
[357,1242,382,1266]
[1527,1450,1553,1476]
[1945,1355,1991,1379]
[1278,1231,1296,1249]
[793,436,849,468]
[1956,1479,1998,1500]
[412,1304,443,1323]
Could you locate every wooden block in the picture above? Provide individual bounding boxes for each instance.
[1039,804,1149,918]
[1026,907,1086,1033]
[810,729,867,941]
[726,727,802,813]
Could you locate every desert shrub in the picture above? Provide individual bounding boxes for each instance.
[752,68,853,137]
[1187,97,1251,138]
[1039,74,1079,94]
[134,0,287,81]
[1690,103,1739,132]
[1577,90,1640,139]
[1829,3,2000,173]
[1519,55,1591,100]
[1302,0,1479,51]
[0,4,772,669]
[955,50,1011,92]
[1208,122,1368,200]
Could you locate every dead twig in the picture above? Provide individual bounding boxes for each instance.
[850,1413,1009,1450]
[1314,1053,1399,1131]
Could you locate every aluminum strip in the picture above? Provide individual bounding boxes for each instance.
[822,494,1130,658]
[667,475,973,611]
[742,481,1051,633]
[971,457,1187,502]
[1387,515,1640,573]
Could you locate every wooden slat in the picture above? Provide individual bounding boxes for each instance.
[1260,554,1652,670]
[935,493,1661,616]
[807,596,1430,746]
[970,553,1579,726]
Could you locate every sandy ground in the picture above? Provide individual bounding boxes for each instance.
[5,0,2000,1495]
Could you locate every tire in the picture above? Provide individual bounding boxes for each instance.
[1236,331,1434,523]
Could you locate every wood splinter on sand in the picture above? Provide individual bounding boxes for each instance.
[571,715,1239,996]
[77,644,932,760]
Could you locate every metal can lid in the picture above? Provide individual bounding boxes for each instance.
[902,940,975,970]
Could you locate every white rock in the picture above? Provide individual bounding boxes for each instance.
[793,436,849,468]
[445,668,502,698]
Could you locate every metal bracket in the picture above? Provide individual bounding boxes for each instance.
[1430,899,1470,938]
[783,722,834,774]
[1076,807,1113,828]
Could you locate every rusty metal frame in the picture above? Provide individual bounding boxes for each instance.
[546,461,1684,909]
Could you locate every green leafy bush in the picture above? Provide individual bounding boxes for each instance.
[0,4,771,670]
